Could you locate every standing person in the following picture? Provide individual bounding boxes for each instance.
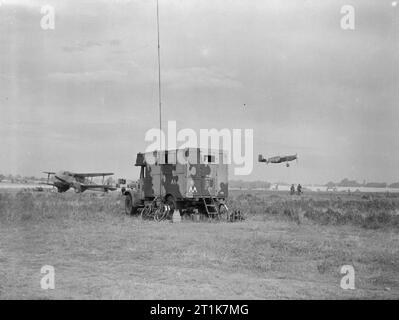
[290,184,295,195]
[297,184,302,195]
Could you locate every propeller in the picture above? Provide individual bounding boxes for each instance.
[72,182,82,193]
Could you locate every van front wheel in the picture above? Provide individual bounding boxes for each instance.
[125,194,133,215]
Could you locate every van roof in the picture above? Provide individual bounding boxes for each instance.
[139,148,228,156]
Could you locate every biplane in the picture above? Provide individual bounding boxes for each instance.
[43,171,116,193]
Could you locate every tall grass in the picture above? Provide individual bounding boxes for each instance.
[228,191,399,229]
[2,190,399,229]
[0,191,124,224]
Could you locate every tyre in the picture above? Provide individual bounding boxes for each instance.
[125,194,133,215]
[141,205,151,220]
[165,195,176,212]
[218,203,229,221]
[165,195,177,219]
[154,206,168,221]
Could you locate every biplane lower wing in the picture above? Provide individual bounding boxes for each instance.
[81,184,117,191]
[73,173,114,178]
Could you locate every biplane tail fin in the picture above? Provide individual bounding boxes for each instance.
[43,171,56,184]
[258,154,268,163]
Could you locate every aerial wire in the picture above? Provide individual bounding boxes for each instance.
[156,0,162,198]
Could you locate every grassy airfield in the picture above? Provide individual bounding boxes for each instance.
[0,190,398,299]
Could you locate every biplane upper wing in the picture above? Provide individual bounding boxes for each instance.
[72,172,114,178]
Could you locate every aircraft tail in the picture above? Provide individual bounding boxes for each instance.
[258,154,268,163]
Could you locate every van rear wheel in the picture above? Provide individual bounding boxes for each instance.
[165,195,177,219]
[165,195,176,212]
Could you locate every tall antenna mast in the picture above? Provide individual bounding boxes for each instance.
[156,0,162,151]
[156,0,163,198]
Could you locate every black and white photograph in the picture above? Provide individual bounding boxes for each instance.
[0,0,398,304]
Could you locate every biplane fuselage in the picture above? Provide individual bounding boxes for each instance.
[44,171,115,193]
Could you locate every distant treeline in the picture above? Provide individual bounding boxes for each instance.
[0,174,115,185]
[0,174,47,183]
[228,180,272,190]
[1,173,398,189]
[325,178,399,189]
[229,178,399,189]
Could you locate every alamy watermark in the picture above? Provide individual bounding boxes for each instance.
[340,265,355,290]
[340,5,355,30]
[144,121,254,176]
[40,265,55,290]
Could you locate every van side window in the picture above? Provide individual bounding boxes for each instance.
[204,155,215,163]
[141,167,146,179]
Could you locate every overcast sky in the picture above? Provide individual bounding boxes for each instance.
[0,0,398,184]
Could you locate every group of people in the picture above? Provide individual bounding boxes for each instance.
[290,183,302,195]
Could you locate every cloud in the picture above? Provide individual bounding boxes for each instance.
[47,69,127,82]
[164,67,242,89]
[62,39,121,52]
[0,0,397,183]
[62,40,102,52]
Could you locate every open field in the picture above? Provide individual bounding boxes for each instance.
[0,190,398,299]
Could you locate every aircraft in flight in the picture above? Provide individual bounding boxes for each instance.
[258,154,298,167]
[43,171,116,193]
